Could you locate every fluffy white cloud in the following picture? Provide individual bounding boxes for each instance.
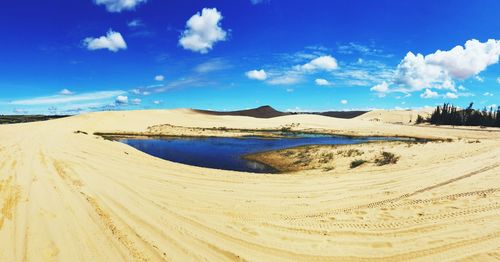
[84,30,127,52]
[153,100,161,105]
[246,69,267,80]
[179,8,227,54]
[497,77,500,84]
[370,81,389,93]
[315,78,332,86]
[59,89,74,95]
[94,0,147,12]
[483,92,494,96]
[131,98,141,105]
[425,39,500,79]
[340,99,348,105]
[372,39,500,97]
[299,55,338,71]
[155,75,164,81]
[115,95,128,105]
[394,52,450,91]
[420,89,439,99]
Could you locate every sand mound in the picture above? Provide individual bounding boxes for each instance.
[356,109,433,124]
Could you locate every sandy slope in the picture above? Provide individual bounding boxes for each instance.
[0,109,499,261]
[355,109,433,124]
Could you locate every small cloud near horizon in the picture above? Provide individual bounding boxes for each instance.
[59,89,74,95]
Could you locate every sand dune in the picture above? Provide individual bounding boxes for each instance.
[356,109,433,124]
[0,109,499,261]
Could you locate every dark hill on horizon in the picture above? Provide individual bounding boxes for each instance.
[194,106,288,118]
[0,115,69,124]
[194,106,369,119]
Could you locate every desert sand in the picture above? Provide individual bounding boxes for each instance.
[0,109,499,261]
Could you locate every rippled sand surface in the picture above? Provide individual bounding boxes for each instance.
[0,109,499,261]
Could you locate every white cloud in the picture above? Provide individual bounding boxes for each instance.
[57,102,107,114]
[420,89,439,99]
[250,0,268,4]
[13,108,28,114]
[483,92,494,96]
[370,81,389,93]
[444,92,458,99]
[153,100,161,105]
[425,39,500,79]
[10,91,126,105]
[179,8,227,54]
[94,0,146,12]
[497,77,500,84]
[333,60,394,87]
[246,69,267,80]
[286,88,294,92]
[127,19,144,28]
[115,95,128,105]
[475,75,484,82]
[84,30,127,52]
[263,54,339,85]
[340,99,348,105]
[337,42,390,57]
[155,75,164,81]
[315,78,332,86]
[59,89,74,95]
[394,52,452,92]
[131,98,141,105]
[372,39,500,96]
[195,59,231,73]
[267,74,301,85]
[488,104,498,109]
[298,55,338,72]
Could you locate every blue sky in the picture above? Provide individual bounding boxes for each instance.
[0,0,499,114]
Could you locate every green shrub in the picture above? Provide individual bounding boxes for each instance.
[415,115,426,124]
[375,152,399,166]
[350,159,367,168]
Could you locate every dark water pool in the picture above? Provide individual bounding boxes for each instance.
[119,134,410,173]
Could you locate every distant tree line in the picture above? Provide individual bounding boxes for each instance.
[0,115,69,124]
[416,103,500,127]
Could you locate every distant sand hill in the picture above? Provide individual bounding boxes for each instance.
[195,105,369,119]
[195,105,289,118]
[356,109,434,124]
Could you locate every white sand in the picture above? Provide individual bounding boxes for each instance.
[0,109,499,261]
